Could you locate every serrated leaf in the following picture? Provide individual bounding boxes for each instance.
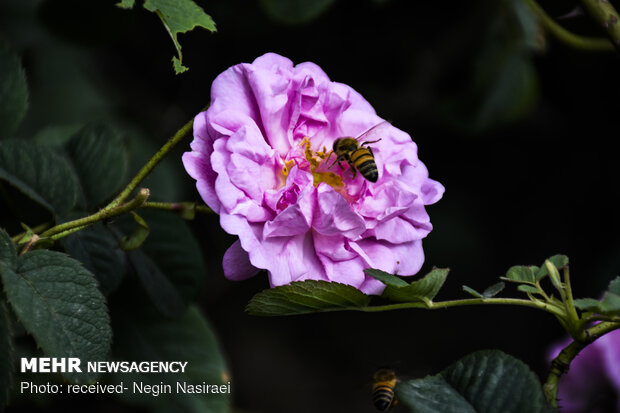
[131,0,216,74]
[0,141,78,215]
[483,281,505,298]
[0,228,16,265]
[0,300,13,408]
[259,0,336,25]
[246,280,371,316]
[0,250,111,383]
[112,305,229,411]
[462,285,484,298]
[364,268,409,287]
[61,222,125,295]
[573,298,603,311]
[381,268,449,303]
[0,44,28,139]
[505,265,535,284]
[573,277,620,316]
[518,284,541,294]
[396,350,554,413]
[66,123,128,208]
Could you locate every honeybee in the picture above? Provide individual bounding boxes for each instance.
[329,121,389,183]
[372,369,398,411]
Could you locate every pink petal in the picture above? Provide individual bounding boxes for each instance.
[223,240,260,281]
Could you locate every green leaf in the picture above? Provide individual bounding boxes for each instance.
[138,210,205,301]
[574,276,620,316]
[32,124,83,148]
[573,298,603,311]
[0,228,16,265]
[259,0,336,25]
[0,250,111,383]
[127,249,186,317]
[505,265,535,284]
[483,281,505,298]
[125,0,217,74]
[112,305,230,412]
[0,300,13,408]
[66,123,128,208]
[0,141,78,215]
[0,43,28,139]
[61,222,125,295]
[116,0,136,8]
[381,268,449,303]
[246,280,371,316]
[364,268,409,287]
[518,284,541,294]
[119,212,150,251]
[116,210,205,313]
[396,350,554,413]
[462,285,483,298]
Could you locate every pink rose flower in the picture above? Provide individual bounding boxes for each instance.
[183,53,444,294]
[548,329,620,412]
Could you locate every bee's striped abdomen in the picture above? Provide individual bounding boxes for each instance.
[372,369,397,411]
[351,148,378,182]
[372,383,395,411]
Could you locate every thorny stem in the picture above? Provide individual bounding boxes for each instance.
[579,0,620,50]
[11,222,52,243]
[526,0,615,51]
[544,321,620,407]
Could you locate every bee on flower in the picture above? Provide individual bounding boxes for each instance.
[183,53,444,294]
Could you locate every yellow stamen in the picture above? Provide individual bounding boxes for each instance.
[282,159,296,176]
[300,137,344,188]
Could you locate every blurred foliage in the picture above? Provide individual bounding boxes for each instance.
[259,0,336,25]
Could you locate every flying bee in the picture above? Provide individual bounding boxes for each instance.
[329,121,390,183]
[372,369,398,411]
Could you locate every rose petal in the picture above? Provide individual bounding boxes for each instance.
[223,240,260,281]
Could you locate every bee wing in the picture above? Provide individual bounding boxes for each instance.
[355,120,391,143]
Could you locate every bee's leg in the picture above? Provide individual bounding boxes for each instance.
[349,162,357,178]
[329,155,347,169]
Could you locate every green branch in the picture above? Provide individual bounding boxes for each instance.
[105,116,195,209]
[141,201,214,216]
[580,0,620,49]
[526,0,615,51]
[36,188,150,243]
[544,321,620,407]
[356,297,566,318]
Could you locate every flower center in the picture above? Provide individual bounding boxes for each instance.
[299,138,344,188]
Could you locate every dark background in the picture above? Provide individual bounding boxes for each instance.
[2,0,620,411]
